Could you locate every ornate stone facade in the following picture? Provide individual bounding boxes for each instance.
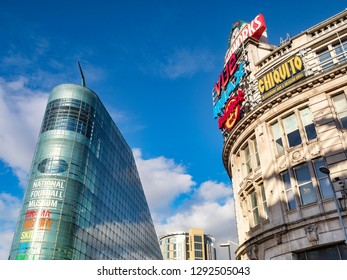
[221,10,347,259]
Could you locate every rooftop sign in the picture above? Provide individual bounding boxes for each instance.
[224,14,266,65]
[212,14,266,131]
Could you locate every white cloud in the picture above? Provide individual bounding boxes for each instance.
[0,193,21,260]
[197,180,231,202]
[0,76,48,186]
[133,150,237,259]
[159,48,216,79]
[133,148,196,221]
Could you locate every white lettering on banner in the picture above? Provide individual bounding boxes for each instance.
[28,199,58,208]
[30,189,63,199]
[32,179,65,189]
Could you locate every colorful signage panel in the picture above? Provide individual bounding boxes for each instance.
[258,54,305,100]
[213,14,266,131]
[218,90,245,130]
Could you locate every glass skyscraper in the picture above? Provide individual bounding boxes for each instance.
[9,84,162,260]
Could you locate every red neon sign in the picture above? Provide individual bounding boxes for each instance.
[218,90,245,130]
[214,53,237,97]
[224,14,266,64]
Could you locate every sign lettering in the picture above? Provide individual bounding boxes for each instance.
[33,179,65,189]
[213,62,245,118]
[258,55,305,100]
[218,90,245,130]
[23,218,53,230]
[225,14,266,64]
[25,210,51,219]
[28,199,58,209]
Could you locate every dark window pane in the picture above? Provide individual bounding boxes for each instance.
[338,244,347,259]
[287,130,302,147]
[295,165,311,185]
[283,114,302,148]
[306,246,340,260]
[305,123,317,140]
[287,190,296,210]
[319,178,334,198]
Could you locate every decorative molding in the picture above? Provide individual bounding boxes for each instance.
[291,150,304,163]
[304,224,319,244]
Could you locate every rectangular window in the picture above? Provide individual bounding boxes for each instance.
[334,39,347,64]
[245,144,252,174]
[194,243,202,250]
[250,191,260,227]
[317,48,334,70]
[194,235,202,242]
[313,158,334,199]
[332,93,347,128]
[283,114,302,147]
[294,164,317,205]
[300,107,317,141]
[254,139,260,167]
[271,122,284,154]
[281,171,296,210]
[260,183,269,220]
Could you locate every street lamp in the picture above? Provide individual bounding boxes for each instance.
[319,166,347,245]
[220,240,238,260]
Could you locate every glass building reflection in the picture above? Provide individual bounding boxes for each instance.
[9,84,162,260]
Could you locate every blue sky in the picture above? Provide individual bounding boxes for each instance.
[0,0,346,260]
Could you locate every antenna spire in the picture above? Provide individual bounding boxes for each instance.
[78,61,86,87]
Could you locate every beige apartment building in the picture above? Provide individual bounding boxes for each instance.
[159,229,216,260]
[214,10,347,259]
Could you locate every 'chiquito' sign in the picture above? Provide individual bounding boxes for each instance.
[258,54,305,100]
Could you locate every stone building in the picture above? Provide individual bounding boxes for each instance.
[213,10,347,259]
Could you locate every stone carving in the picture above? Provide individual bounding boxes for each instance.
[246,244,258,260]
[274,233,282,244]
[304,224,319,244]
[291,150,303,163]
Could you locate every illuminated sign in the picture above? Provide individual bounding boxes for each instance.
[225,14,266,65]
[213,62,245,118]
[212,14,267,132]
[23,218,53,230]
[214,54,238,97]
[218,90,245,130]
[258,55,305,100]
[20,231,34,241]
[20,231,45,242]
[26,209,51,219]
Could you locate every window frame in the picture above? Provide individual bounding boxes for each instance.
[270,105,317,156]
[332,92,347,129]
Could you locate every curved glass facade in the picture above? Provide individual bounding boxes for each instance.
[9,84,162,260]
